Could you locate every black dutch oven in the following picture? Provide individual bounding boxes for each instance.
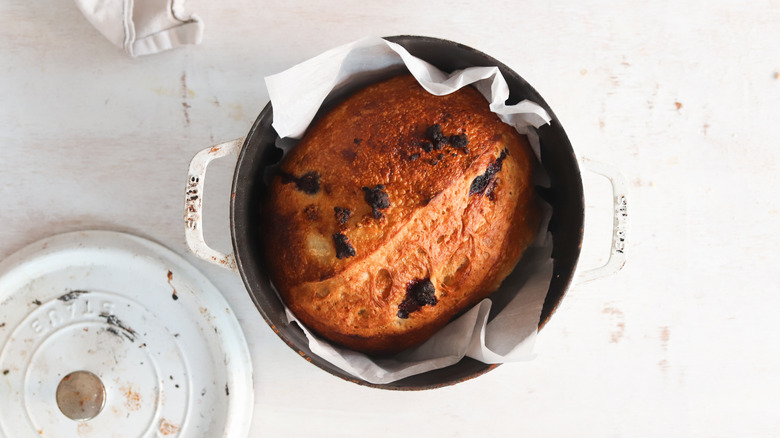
[185,36,590,390]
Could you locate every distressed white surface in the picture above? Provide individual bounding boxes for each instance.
[1,1,779,437]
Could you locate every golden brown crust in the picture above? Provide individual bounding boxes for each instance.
[263,75,539,355]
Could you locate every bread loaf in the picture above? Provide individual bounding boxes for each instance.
[263,74,539,355]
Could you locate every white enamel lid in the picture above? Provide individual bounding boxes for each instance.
[0,231,253,437]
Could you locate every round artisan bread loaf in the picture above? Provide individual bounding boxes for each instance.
[263,74,539,355]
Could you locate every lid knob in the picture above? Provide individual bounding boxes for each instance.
[55,370,106,421]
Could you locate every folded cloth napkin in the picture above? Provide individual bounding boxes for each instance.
[74,0,203,57]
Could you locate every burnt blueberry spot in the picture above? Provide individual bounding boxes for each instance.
[334,206,352,225]
[469,149,509,196]
[437,153,444,160]
[362,185,390,219]
[430,158,439,165]
[426,124,444,142]
[426,123,450,150]
[397,278,437,319]
[413,281,437,306]
[354,138,362,144]
[450,134,469,149]
[409,153,420,161]
[333,233,356,259]
[280,171,320,195]
[304,204,320,221]
[485,178,499,201]
[420,142,433,153]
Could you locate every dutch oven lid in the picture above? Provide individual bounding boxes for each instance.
[0,231,252,437]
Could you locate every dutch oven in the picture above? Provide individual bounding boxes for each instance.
[183,35,629,390]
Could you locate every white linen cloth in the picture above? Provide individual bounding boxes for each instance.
[74,0,203,57]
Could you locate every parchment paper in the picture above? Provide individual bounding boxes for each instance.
[264,37,554,384]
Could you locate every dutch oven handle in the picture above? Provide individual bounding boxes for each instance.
[575,158,630,284]
[183,143,630,283]
[184,138,245,273]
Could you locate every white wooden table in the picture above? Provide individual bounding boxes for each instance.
[2,1,779,436]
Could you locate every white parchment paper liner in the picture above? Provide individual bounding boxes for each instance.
[264,37,554,384]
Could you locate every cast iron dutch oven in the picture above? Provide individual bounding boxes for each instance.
[185,36,623,390]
